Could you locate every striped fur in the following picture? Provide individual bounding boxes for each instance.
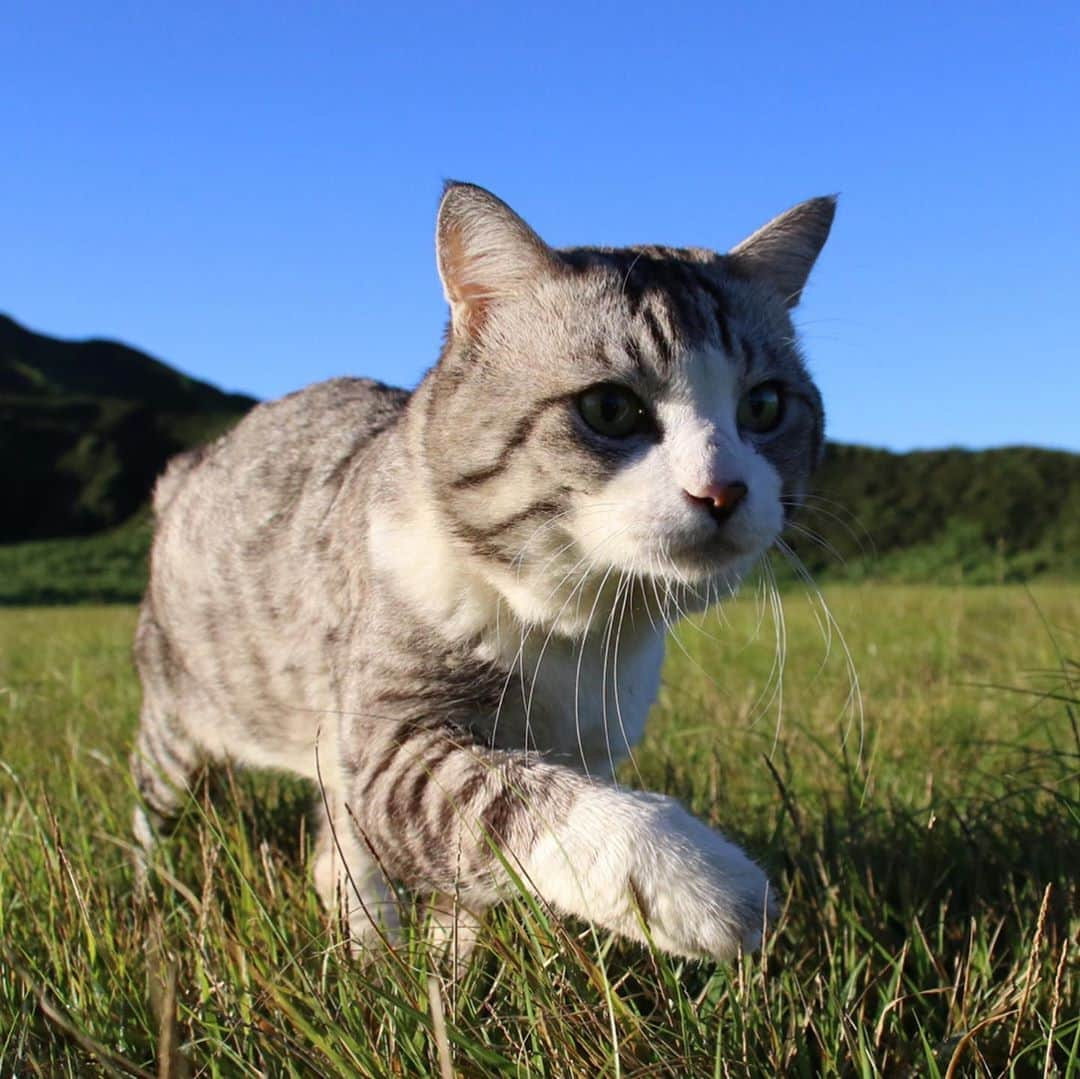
[132,182,833,961]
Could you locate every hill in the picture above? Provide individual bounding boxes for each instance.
[798,442,1080,583]
[0,314,255,541]
[0,314,1077,602]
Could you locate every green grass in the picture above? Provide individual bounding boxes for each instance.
[0,518,152,605]
[1,584,1078,1076]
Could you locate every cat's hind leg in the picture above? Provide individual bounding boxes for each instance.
[130,706,206,883]
[312,791,401,954]
[130,606,207,883]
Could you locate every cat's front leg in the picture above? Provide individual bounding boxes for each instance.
[521,783,774,960]
[344,719,772,961]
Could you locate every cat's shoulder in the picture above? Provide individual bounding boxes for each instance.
[158,377,411,510]
[266,376,411,421]
[224,376,411,446]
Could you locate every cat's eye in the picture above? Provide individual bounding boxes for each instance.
[737,382,784,434]
[577,383,650,439]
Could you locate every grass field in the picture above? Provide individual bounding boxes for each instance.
[1,583,1077,1076]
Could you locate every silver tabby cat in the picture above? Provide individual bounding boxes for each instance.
[132,182,834,961]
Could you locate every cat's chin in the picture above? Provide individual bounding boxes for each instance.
[492,553,750,636]
[639,543,762,593]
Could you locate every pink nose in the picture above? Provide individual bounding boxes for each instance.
[685,481,748,524]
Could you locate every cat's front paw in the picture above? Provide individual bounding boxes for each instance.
[526,787,774,961]
[624,794,775,959]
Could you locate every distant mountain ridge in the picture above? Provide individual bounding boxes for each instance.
[1,314,255,541]
[1,314,1077,596]
[0,314,254,410]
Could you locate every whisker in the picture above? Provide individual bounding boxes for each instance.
[598,568,630,781]
[496,518,630,757]
[782,519,850,568]
[521,527,630,752]
[780,496,877,560]
[574,559,623,776]
[740,557,787,737]
[651,551,733,701]
[764,558,788,754]
[773,538,865,772]
[610,572,645,788]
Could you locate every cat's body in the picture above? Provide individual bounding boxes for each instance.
[133,182,834,960]
[139,376,659,780]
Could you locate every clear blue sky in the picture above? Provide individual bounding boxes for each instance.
[4,2,1078,451]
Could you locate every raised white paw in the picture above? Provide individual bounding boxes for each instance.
[525,786,774,960]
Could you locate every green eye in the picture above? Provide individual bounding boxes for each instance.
[737,382,784,434]
[577,383,650,439]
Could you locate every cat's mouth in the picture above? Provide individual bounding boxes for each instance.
[559,514,770,590]
[657,545,749,584]
[644,524,774,585]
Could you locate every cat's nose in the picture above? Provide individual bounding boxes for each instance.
[685,481,749,525]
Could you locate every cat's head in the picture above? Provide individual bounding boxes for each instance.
[421,182,833,627]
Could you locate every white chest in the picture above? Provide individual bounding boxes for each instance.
[486,617,666,777]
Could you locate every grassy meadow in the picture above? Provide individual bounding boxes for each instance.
[1,583,1077,1076]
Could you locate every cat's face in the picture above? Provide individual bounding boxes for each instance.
[423,184,831,626]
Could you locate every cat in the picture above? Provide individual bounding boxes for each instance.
[131,181,833,962]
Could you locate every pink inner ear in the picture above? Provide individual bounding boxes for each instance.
[441,228,493,338]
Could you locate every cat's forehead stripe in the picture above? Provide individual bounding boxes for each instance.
[640,306,675,370]
[686,266,736,358]
[622,336,648,377]
[562,245,751,365]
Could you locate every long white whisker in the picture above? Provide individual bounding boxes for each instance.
[774,538,865,773]
[509,501,625,578]
[494,518,631,757]
[764,557,787,755]
[573,559,623,776]
[610,571,645,787]
[739,560,785,729]
[522,525,631,745]
[782,519,849,568]
[780,497,877,560]
[651,551,732,698]
[598,568,629,781]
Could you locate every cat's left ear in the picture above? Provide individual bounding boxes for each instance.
[436,182,558,338]
[728,196,837,308]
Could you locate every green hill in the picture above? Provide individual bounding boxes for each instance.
[0,314,255,542]
[1,313,1077,603]
[795,443,1080,584]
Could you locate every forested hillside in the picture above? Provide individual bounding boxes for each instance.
[1,314,254,541]
[1,314,1076,602]
[795,442,1080,582]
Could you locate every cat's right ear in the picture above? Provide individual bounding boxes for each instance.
[728,196,837,308]
[436,182,557,338]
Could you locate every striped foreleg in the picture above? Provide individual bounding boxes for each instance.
[340,722,775,961]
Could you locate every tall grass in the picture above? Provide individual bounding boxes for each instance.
[1,585,1077,1076]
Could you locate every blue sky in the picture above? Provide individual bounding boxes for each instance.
[4,2,1078,451]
